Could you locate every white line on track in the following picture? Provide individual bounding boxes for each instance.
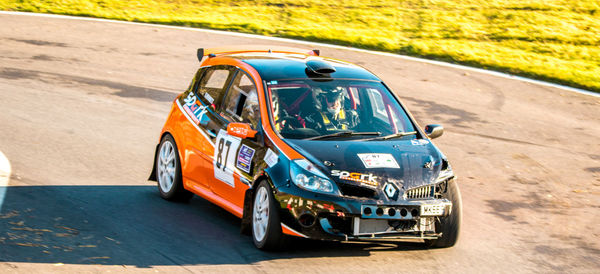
[1,10,598,98]
[0,150,11,212]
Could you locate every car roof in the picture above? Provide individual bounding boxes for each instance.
[200,46,380,82]
[238,54,381,82]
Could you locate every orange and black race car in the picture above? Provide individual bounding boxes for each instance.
[149,46,461,250]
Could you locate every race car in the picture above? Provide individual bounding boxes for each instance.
[149,45,461,250]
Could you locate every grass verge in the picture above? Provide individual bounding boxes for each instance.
[1,0,599,92]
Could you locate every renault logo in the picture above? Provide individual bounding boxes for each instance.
[383,183,399,200]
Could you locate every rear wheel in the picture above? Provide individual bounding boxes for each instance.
[252,181,286,250]
[156,134,193,202]
[425,179,462,248]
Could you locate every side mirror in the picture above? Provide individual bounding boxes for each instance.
[227,123,257,139]
[424,124,444,139]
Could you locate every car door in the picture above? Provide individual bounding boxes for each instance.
[179,65,236,189]
[210,68,262,208]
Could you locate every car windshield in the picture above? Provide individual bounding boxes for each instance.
[266,79,416,140]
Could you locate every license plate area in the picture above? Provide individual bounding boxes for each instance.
[420,203,449,216]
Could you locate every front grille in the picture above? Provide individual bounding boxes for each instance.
[338,183,377,199]
[405,185,434,199]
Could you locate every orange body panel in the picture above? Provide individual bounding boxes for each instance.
[204,45,317,57]
[160,94,248,217]
[206,139,249,213]
[159,53,310,221]
[163,101,211,188]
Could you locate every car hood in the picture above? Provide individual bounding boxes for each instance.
[286,138,447,200]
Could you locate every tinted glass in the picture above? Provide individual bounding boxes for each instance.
[187,68,205,92]
[222,71,260,128]
[197,66,234,104]
[267,80,415,139]
[205,70,229,89]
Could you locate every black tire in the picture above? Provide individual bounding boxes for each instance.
[252,181,286,250]
[156,134,193,202]
[425,179,462,248]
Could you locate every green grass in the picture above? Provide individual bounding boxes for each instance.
[1,0,599,92]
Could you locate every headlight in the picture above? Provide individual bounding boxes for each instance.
[290,159,339,195]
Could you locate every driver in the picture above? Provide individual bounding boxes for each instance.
[305,86,358,131]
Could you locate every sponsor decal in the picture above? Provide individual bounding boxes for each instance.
[183,92,209,124]
[213,130,241,187]
[204,92,215,104]
[357,153,399,169]
[411,139,430,146]
[383,182,399,200]
[176,100,214,145]
[264,148,278,167]
[331,170,378,187]
[236,145,255,173]
[229,125,249,137]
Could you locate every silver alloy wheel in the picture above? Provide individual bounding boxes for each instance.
[253,186,270,242]
[157,140,176,193]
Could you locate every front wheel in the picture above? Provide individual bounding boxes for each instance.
[425,179,462,248]
[252,181,286,250]
[156,134,193,202]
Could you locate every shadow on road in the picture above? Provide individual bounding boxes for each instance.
[0,185,428,267]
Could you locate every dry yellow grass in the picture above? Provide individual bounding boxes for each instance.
[1,0,598,92]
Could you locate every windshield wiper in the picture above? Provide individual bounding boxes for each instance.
[307,131,381,140]
[364,131,417,141]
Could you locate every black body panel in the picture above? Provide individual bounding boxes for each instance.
[241,57,380,82]
[287,138,444,198]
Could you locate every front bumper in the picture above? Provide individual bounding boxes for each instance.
[274,185,452,241]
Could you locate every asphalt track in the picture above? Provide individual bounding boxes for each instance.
[0,12,599,273]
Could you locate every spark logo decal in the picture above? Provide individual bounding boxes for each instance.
[330,170,378,187]
[183,92,209,124]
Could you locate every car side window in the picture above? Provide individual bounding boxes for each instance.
[222,70,260,128]
[366,88,388,121]
[187,67,207,92]
[196,66,235,105]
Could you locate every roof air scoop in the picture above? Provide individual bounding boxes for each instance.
[306,60,336,74]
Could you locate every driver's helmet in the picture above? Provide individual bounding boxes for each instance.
[314,86,344,116]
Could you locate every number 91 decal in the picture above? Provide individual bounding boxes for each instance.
[213,130,241,187]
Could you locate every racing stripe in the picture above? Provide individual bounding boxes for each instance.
[281,223,308,238]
